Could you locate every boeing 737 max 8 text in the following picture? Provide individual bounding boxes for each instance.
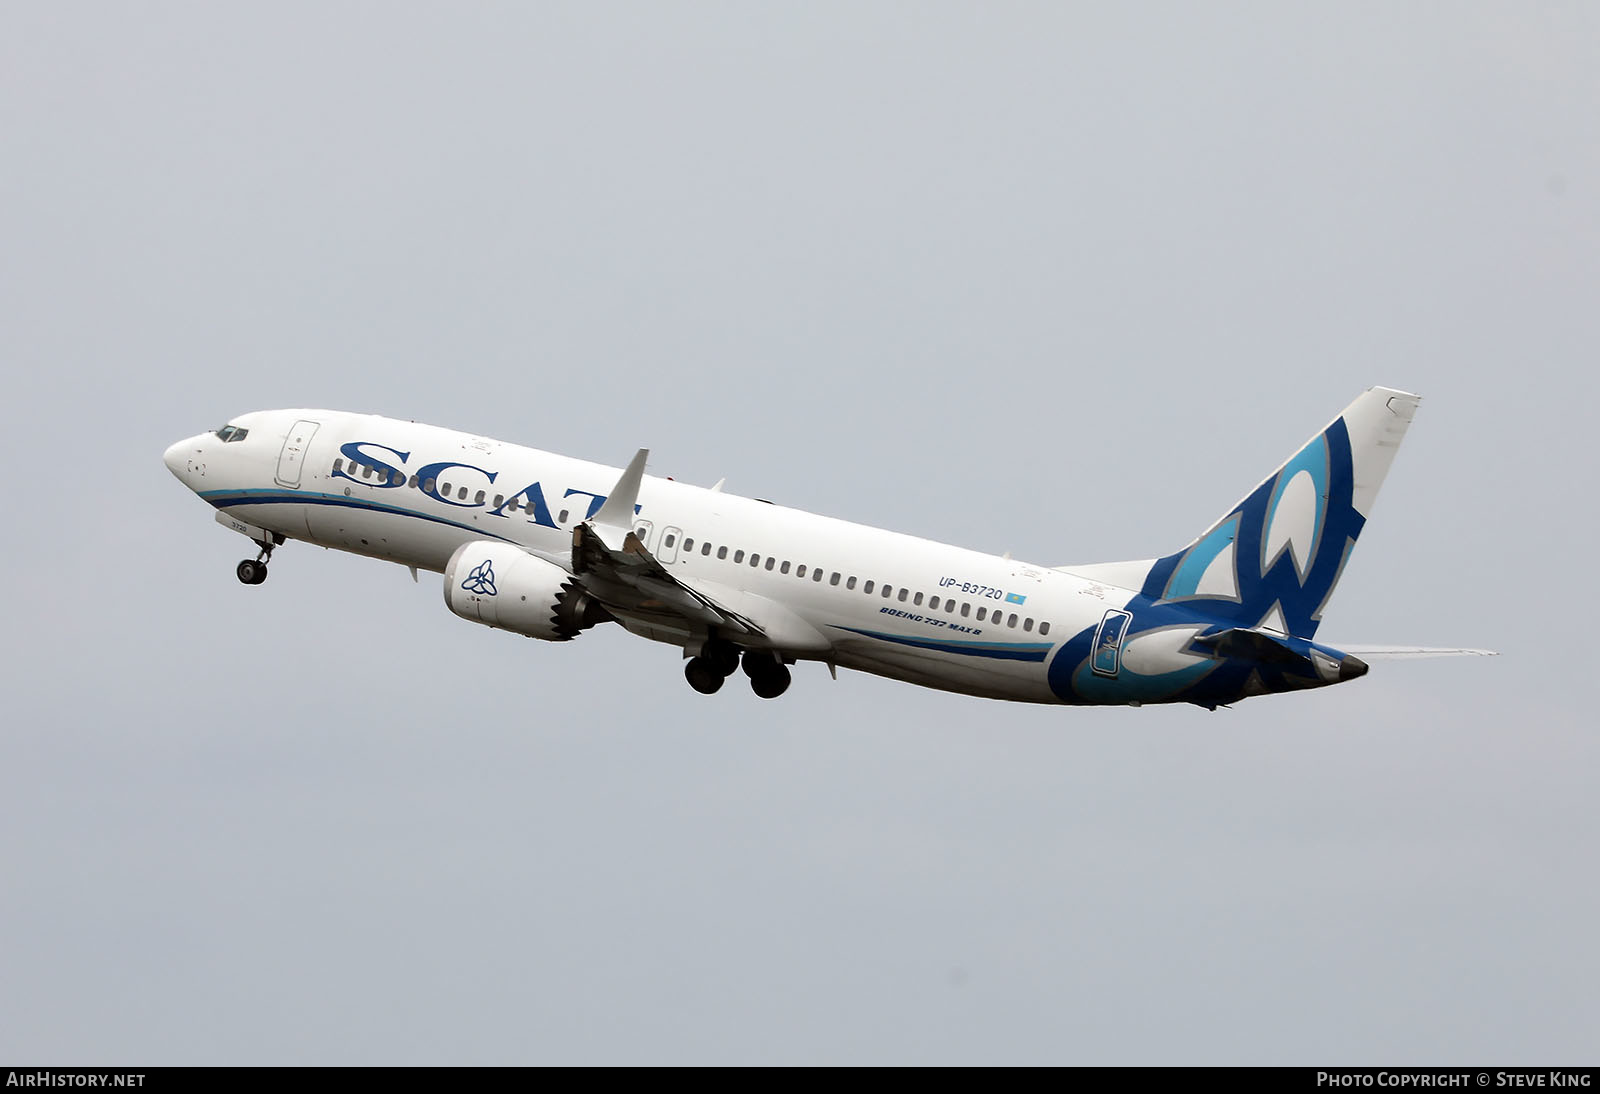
[163,387,1492,708]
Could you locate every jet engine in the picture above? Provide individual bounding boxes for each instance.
[443,541,613,641]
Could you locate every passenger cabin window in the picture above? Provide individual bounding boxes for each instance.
[734,550,745,564]
[863,580,873,594]
[813,569,823,582]
[1023,618,1034,632]
[928,596,939,610]
[717,547,728,560]
[424,478,437,493]
[361,464,373,479]
[493,495,505,508]
[898,589,908,602]
[664,534,676,548]
[1040,622,1051,636]
[780,561,790,574]
[474,490,485,504]
[751,554,761,567]
[558,509,570,524]
[976,607,987,621]
[409,475,419,489]
[913,592,923,606]
[960,603,970,617]
[1007,613,1018,628]
[332,459,344,473]
[764,558,775,571]
[796,564,806,578]
[846,576,857,590]
[440,482,452,496]
[701,543,712,556]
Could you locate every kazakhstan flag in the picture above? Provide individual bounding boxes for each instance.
[1005,592,1027,605]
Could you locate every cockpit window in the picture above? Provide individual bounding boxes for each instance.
[214,425,249,443]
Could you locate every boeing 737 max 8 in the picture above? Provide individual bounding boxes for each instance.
[162,387,1492,708]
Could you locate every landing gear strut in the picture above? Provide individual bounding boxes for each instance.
[701,638,741,677]
[236,540,274,585]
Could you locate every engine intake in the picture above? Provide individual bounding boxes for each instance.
[443,541,612,641]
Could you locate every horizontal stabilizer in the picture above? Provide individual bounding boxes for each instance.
[1192,627,1310,668]
[1334,646,1499,659]
[1193,626,1372,683]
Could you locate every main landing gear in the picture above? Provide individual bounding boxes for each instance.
[683,641,792,699]
[743,652,792,700]
[236,541,274,585]
[684,637,740,695]
[684,657,727,694]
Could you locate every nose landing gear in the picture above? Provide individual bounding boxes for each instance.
[236,541,275,585]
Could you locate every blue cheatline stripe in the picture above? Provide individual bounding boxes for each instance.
[830,626,1055,662]
[199,489,520,544]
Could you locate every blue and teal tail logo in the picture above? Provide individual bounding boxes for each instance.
[1141,418,1363,639]
[1048,415,1370,707]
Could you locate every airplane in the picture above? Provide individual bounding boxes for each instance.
[162,386,1493,709]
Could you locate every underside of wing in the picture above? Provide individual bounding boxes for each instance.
[570,520,766,637]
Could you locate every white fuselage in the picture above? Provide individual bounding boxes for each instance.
[165,408,1172,704]
[165,390,1456,708]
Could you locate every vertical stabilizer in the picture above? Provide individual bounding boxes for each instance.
[1061,388,1421,639]
[1140,386,1420,638]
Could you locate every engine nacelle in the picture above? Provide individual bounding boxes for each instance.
[443,541,612,641]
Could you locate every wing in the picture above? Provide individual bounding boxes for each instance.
[568,449,765,639]
[571,521,766,637]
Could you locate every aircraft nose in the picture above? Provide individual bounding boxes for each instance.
[164,436,201,480]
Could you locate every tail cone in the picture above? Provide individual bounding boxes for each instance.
[1339,655,1369,682]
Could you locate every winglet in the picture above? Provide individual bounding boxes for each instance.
[592,449,649,530]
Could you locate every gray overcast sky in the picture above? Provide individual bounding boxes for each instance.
[2,2,1595,1065]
